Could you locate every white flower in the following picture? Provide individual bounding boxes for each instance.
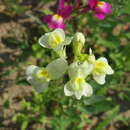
[64,62,93,100]
[39,29,72,56]
[26,58,68,93]
[26,65,50,93]
[87,49,114,85]
[92,57,114,84]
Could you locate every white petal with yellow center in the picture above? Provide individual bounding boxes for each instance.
[64,76,93,100]
[48,29,65,48]
[36,68,50,81]
[26,65,50,93]
[39,29,65,50]
[97,57,114,75]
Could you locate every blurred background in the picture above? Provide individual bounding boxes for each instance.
[0,0,130,130]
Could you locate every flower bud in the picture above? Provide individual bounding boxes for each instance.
[87,48,95,64]
[73,32,85,56]
[74,32,85,45]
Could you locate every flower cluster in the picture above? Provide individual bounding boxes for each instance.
[43,0,112,29]
[43,0,72,29]
[26,29,114,99]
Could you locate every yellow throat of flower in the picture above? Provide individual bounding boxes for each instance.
[37,69,49,79]
[49,31,64,48]
[53,14,63,22]
[94,61,108,75]
[97,1,105,7]
[73,77,84,91]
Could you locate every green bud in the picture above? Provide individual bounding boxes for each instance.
[73,32,85,56]
[74,32,85,44]
[87,48,95,64]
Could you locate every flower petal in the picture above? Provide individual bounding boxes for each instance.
[83,82,93,97]
[74,91,82,100]
[64,82,73,96]
[62,36,73,45]
[97,57,108,63]
[79,61,93,78]
[31,79,49,93]
[48,20,65,29]
[26,65,50,93]
[58,5,73,19]
[58,0,65,10]
[95,13,106,20]
[106,65,114,75]
[46,58,68,79]
[97,57,114,75]
[88,0,98,9]
[43,15,52,23]
[93,74,106,84]
[95,2,112,14]
[26,65,38,77]
[68,62,79,78]
[53,28,65,40]
[39,33,51,48]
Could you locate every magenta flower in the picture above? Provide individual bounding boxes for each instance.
[88,0,112,19]
[43,0,73,29]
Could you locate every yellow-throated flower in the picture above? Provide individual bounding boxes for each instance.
[88,49,114,84]
[26,58,68,92]
[64,61,93,100]
[39,29,72,57]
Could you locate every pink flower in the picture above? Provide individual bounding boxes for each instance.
[88,0,112,19]
[43,0,73,29]
[88,0,98,9]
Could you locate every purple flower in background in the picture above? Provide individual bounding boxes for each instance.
[88,0,112,19]
[43,0,73,29]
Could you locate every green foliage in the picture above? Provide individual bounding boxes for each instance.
[1,0,130,129]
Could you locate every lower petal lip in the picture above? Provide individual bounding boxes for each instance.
[94,13,106,19]
[48,22,65,29]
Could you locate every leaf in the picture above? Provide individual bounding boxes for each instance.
[83,95,105,105]
[16,79,30,86]
[3,99,10,108]
[21,121,29,130]
[96,106,120,130]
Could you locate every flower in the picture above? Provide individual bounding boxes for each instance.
[88,0,112,19]
[87,49,114,84]
[43,0,73,29]
[44,14,65,29]
[39,29,72,57]
[64,61,93,99]
[26,58,68,92]
[92,57,114,84]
